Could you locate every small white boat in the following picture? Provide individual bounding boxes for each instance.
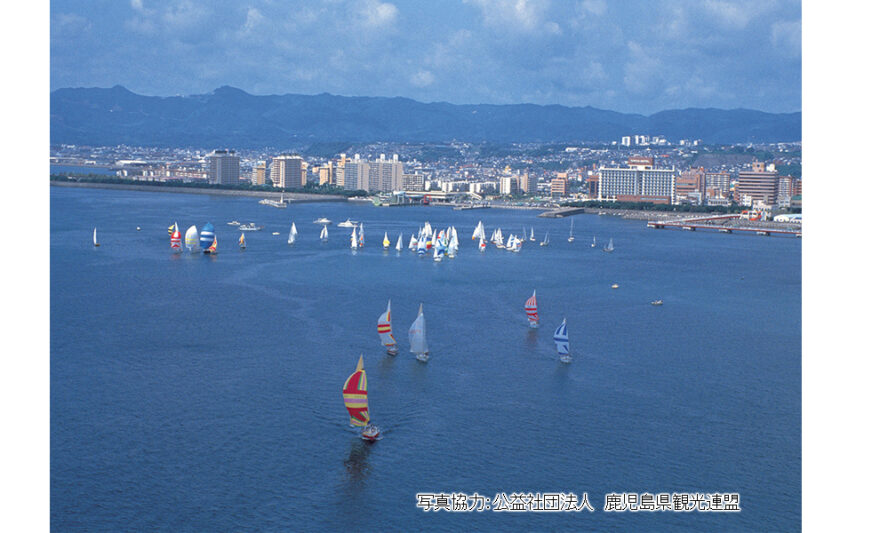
[313,217,332,225]
[591,236,597,248]
[93,227,100,247]
[288,222,298,245]
[320,225,329,242]
[651,299,663,306]
[611,283,619,289]
[603,238,614,253]
[540,232,549,246]
[272,231,280,236]
[238,222,263,231]
[529,227,535,241]
[227,220,241,226]
[338,219,358,228]
[568,219,575,242]
[395,233,403,252]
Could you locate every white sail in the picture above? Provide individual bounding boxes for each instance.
[408,304,428,359]
[288,222,297,244]
[395,233,403,251]
[320,225,328,241]
[350,227,358,249]
[530,227,535,241]
[409,234,418,251]
[554,318,571,362]
[185,225,199,251]
[433,242,442,261]
[472,221,482,240]
[378,300,397,353]
[604,238,614,252]
[383,231,390,249]
[568,219,574,241]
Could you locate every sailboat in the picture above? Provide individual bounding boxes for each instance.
[417,232,427,256]
[408,304,429,362]
[343,355,380,442]
[433,242,442,262]
[525,290,538,328]
[472,221,484,240]
[199,223,215,253]
[603,238,614,253]
[478,236,486,252]
[395,233,403,252]
[383,232,390,250]
[591,236,597,248]
[540,232,549,246]
[185,225,199,252]
[288,222,298,245]
[239,232,246,249]
[320,224,329,242]
[350,227,358,250]
[529,227,535,241]
[409,234,418,251]
[170,222,182,251]
[554,318,571,363]
[92,227,100,247]
[206,235,218,254]
[568,219,575,242]
[377,300,398,355]
[358,223,365,247]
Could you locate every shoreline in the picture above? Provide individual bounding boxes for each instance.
[50,181,351,203]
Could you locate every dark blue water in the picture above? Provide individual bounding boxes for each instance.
[51,187,801,531]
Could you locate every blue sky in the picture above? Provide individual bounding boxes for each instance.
[50,0,801,114]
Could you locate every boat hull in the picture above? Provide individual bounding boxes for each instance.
[415,353,429,363]
[559,355,572,364]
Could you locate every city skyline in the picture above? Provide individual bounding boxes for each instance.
[50,0,802,115]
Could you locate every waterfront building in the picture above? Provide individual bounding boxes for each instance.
[252,161,267,185]
[368,154,404,192]
[598,156,675,202]
[343,155,370,191]
[206,149,240,185]
[550,176,569,198]
[520,172,537,195]
[704,171,731,199]
[270,155,306,188]
[734,161,778,207]
[402,173,426,192]
[499,176,519,195]
[676,167,705,200]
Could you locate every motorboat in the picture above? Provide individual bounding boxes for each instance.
[238,222,263,231]
[611,283,619,289]
[337,218,358,228]
[360,424,381,442]
[651,300,663,306]
[313,217,332,225]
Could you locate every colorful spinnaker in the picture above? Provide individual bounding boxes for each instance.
[206,235,218,254]
[199,223,215,251]
[239,232,246,249]
[170,222,181,250]
[358,223,365,247]
[378,300,397,355]
[525,290,538,328]
[184,225,199,252]
[343,355,370,427]
[167,223,175,236]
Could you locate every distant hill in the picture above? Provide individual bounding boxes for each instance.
[50,85,801,148]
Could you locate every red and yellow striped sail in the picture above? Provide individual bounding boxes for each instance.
[343,355,369,426]
[377,300,396,348]
[525,290,538,324]
[207,236,217,253]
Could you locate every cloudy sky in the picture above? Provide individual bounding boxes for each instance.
[50,0,801,114]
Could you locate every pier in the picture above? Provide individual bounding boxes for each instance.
[538,207,584,218]
[647,214,801,237]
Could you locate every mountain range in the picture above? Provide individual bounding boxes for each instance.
[50,85,801,148]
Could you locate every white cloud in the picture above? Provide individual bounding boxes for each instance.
[579,0,606,17]
[465,0,555,34]
[410,70,436,87]
[131,0,144,11]
[359,0,399,28]
[241,7,264,34]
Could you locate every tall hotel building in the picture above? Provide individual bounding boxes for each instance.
[734,162,778,207]
[368,154,404,192]
[343,155,371,191]
[598,157,675,204]
[206,149,241,185]
[270,155,306,188]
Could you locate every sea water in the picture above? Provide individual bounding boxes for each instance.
[51,187,801,531]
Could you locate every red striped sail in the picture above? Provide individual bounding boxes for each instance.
[171,230,182,249]
[525,290,538,325]
[343,355,370,426]
[377,301,396,347]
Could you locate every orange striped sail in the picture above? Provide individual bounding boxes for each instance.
[377,300,396,349]
[525,290,538,327]
[343,355,369,427]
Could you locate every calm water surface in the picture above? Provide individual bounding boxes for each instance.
[51,187,801,531]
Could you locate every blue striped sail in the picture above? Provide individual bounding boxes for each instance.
[553,319,569,356]
[200,223,215,250]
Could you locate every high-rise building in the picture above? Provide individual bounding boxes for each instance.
[550,176,569,198]
[676,167,705,201]
[735,161,778,207]
[343,155,370,191]
[704,171,731,198]
[270,155,305,188]
[368,154,404,192]
[499,176,519,195]
[206,149,240,185]
[317,163,333,186]
[520,172,537,195]
[252,161,267,185]
[598,157,675,202]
